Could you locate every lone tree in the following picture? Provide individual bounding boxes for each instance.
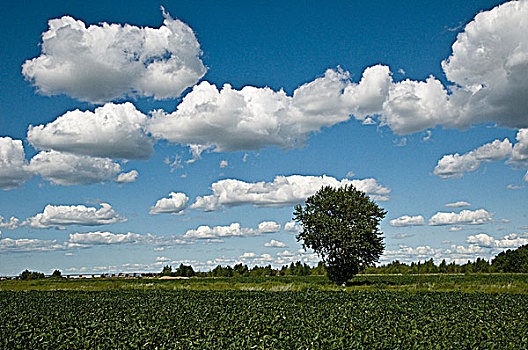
[293,185,386,285]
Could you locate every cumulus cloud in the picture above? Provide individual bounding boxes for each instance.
[96,0,528,160]
[149,192,189,215]
[29,151,122,186]
[389,215,425,227]
[0,137,32,189]
[258,221,281,233]
[428,209,493,226]
[28,103,153,160]
[0,230,189,253]
[380,0,528,134]
[467,232,528,249]
[0,216,20,230]
[219,160,228,168]
[440,1,528,129]
[22,9,206,103]
[264,239,286,248]
[445,201,471,208]
[183,221,280,240]
[434,128,528,179]
[510,129,528,166]
[24,203,126,229]
[69,231,141,245]
[115,170,138,183]
[0,237,73,253]
[191,175,390,211]
[284,221,301,233]
[147,69,351,155]
[433,138,513,179]
[68,231,189,247]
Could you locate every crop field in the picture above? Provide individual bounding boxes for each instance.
[1,275,528,349]
[1,289,528,349]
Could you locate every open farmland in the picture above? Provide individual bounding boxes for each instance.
[1,275,528,349]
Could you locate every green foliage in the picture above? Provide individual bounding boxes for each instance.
[18,270,45,280]
[175,264,195,277]
[51,270,62,278]
[1,289,527,348]
[161,265,172,276]
[363,258,493,274]
[492,244,528,273]
[294,185,386,284]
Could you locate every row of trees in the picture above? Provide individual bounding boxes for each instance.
[12,244,528,281]
[361,254,526,274]
[159,245,528,277]
[160,261,326,278]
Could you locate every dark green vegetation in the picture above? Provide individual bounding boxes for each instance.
[294,185,386,284]
[2,274,528,294]
[1,289,527,349]
[492,244,528,273]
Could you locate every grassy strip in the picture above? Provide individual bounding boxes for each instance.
[1,274,528,293]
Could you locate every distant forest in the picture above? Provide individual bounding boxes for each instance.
[157,244,528,278]
[14,245,528,280]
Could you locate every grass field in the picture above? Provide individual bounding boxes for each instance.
[1,273,528,293]
[1,274,527,348]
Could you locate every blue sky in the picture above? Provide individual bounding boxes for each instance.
[1,0,527,275]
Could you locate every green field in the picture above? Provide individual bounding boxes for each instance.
[1,274,528,348]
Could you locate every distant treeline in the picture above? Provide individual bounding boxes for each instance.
[159,244,528,277]
[368,244,528,274]
[12,244,528,280]
[157,261,326,278]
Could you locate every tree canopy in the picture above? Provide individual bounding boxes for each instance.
[491,244,528,273]
[294,185,386,284]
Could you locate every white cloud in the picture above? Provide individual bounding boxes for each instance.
[183,221,280,240]
[0,237,72,253]
[147,69,352,155]
[467,233,528,249]
[433,138,513,179]
[389,215,425,227]
[22,9,206,103]
[376,1,528,135]
[0,137,32,189]
[449,226,463,232]
[264,239,286,248]
[67,231,188,246]
[284,221,301,233]
[149,192,189,215]
[434,129,528,179]
[525,171,528,182]
[0,216,20,230]
[440,0,528,130]
[24,203,126,229]
[29,151,122,186]
[69,231,142,245]
[510,129,528,166]
[0,230,189,253]
[393,233,411,239]
[445,201,471,208]
[428,209,493,226]
[191,175,390,211]
[28,103,153,160]
[115,170,138,183]
[507,184,525,189]
[143,1,528,158]
[219,160,228,168]
[258,221,281,233]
